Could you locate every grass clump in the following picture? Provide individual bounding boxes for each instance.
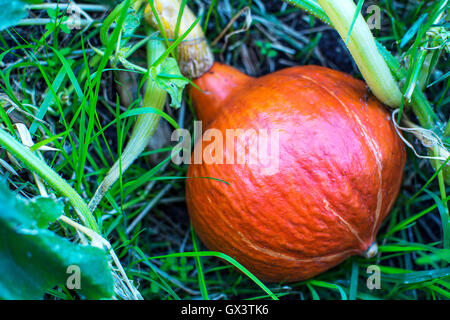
[0,0,448,300]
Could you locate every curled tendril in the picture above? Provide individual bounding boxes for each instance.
[392,109,450,165]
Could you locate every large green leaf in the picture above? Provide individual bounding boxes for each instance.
[150,57,189,109]
[0,182,114,299]
[0,0,42,31]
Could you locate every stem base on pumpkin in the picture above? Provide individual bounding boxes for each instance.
[144,0,214,78]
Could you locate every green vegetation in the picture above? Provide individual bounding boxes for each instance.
[0,0,448,300]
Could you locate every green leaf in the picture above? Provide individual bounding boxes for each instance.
[151,57,189,109]
[0,0,29,30]
[45,22,56,32]
[282,0,331,25]
[267,50,278,58]
[122,7,142,39]
[59,21,71,34]
[0,182,114,299]
[416,249,450,264]
[46,8,57,19]
[28,197,63,228]
[381,267,450,284]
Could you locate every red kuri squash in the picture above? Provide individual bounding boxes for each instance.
[145,0,406,282]
[186,62,406,282]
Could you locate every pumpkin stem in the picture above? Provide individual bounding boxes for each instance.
[363,242,378,258]
[316,0,403,108]
[144,0,214,78]
[88,33,167,213]
[190,62,253,124]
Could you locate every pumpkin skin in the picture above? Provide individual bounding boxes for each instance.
[186,62,406,282]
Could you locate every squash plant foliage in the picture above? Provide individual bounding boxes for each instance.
[0,181,113,299]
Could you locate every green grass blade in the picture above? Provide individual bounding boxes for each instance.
[345,0,365,46]
[149,251,279,300]
[190,225,209,300]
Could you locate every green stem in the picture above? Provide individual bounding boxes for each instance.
[88,34,167,212]
[0,128,99,232]
[433,146,449,251]
[376,42,437,129]
[316,0,402,108]
[285,0,448,185]
[284,0,439,130]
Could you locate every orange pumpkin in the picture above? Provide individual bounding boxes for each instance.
[186,62,406,282]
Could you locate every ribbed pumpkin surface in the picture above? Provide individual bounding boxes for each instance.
[186,63,406,282]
